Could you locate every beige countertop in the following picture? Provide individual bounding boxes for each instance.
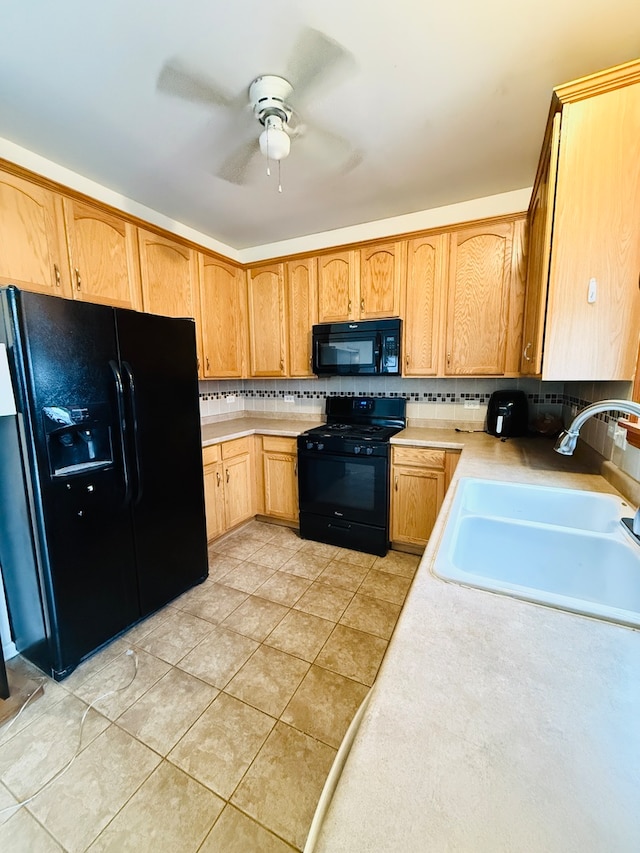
[312,433,640,853]
[200,416,323,446]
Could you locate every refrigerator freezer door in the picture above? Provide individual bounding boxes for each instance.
[3,289,139,678]
[115,309,208,615]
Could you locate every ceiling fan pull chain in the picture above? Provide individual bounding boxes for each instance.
[278,159,283,193]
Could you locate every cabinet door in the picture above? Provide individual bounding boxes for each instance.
[403,234,448,375]
[359,241,403,319]
[200,254,247,378]
[63,199,142,309]
[445,222,513,375]
[203,462,226,541]
[287,257,317,377]
[317,251,358,323]
[0,171,71,296]
[391,466,445,547]
[521,113,561,375]
[138,229,199,319]
[247,264,287,377]
[263,450,298,521]
[543,82,640,380]
[223,452,254,529]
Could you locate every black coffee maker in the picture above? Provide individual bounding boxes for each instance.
[486,390,528,438]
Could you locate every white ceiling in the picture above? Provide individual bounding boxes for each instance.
[1,1,640,252]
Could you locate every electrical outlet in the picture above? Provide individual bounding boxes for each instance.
[463,400,480,409]
[225,394,236,403]
[284,395,295,403]
[614,426,627,449]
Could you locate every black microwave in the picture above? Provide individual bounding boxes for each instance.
[312,318,402,376]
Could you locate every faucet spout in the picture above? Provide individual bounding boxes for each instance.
[554,399,640,456]
[555,398,640,538]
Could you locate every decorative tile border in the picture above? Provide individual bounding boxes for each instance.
[200,387,566,406]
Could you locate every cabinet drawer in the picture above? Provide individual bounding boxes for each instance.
[222,436,252,460]
[202,444,221,465]
[262,435,297,454]
[392,446,446,469]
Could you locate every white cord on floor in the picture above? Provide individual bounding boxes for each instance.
[0,648,139,817]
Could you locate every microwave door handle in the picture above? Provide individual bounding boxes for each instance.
[374,334,383,373]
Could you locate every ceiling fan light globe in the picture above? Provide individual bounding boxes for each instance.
[259,126,290,161]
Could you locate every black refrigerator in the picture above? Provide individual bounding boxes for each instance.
[0,286,208,680]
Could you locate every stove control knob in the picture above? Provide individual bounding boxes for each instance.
[365,446,374,456]
[306,441,314,450]
[354,445,361,454]
[317,442,324,451]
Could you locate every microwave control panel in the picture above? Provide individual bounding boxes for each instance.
[382,334,399,372]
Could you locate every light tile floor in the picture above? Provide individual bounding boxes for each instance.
[0,521,420,852]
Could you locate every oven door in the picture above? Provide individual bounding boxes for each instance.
[313,331,381,375]
[298,448,389,527]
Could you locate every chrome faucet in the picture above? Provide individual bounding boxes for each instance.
[554,398,640,535]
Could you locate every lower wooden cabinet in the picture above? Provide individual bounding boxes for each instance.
[203,445,226,542]
[390,446,459,549]
[261,436,298,522]
[202,438,255,541]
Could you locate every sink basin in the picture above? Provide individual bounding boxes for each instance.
[433,478,640,628]
[457,478,627,533]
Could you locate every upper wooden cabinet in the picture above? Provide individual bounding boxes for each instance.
[403,234,449,376]
[317,250,358,323]
[524,59,640,381]
[316,243,402,323]
[286,257,317,377]
[444,221,515,375]
[137,229,199,319]
[0,171,71,297]
[63,199,142,310]
[247,263,287,377]
[359,241,404,319]
[521,114,561,376]
[199,254,247,378]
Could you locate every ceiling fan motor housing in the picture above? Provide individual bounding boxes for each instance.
[249,75,293,126]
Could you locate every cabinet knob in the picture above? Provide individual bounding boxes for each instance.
[74,268,82,291]
[216,471,221,486]
[294,461,298,476]
[360,298,365,312]
[280,359,284,372]
[394,475,398,492]
[523,342,532,362]
[446,351,451,367]
[348,299,352,313]
[54,264,61,288]
[405,354,410,367]
[206,356,210,371]
[226,468,230,484]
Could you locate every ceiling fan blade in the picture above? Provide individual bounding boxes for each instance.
[216,139,259,185]
[286,27,356,103]
[157,60,234,108]
[295,121,362,175]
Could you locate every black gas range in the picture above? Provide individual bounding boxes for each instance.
[297,396,406,556]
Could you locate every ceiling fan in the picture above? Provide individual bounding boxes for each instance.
[156,27,360,190]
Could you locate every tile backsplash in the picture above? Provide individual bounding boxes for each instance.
[199,376,640,486]
[199,376,565,427]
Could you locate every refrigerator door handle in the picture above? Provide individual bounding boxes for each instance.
[109,359,132,507]
[122,361,143,506]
